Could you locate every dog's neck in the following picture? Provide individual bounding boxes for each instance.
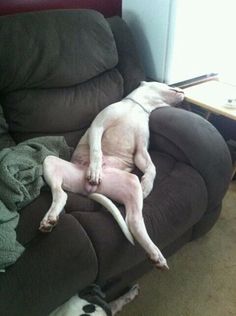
[125,87,167,114]
[125,97,150,114]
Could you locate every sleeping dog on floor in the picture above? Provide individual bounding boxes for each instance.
[49,284,139,316]
[40,81,184,270]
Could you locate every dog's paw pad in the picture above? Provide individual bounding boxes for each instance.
[149,256,169,271]
[48,216,58,226]
[39,225,53,233]
[39,217,58,233]
[86,160,103,185]
[87,177,101,186]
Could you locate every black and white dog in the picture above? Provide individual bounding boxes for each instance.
[49,284,139,316]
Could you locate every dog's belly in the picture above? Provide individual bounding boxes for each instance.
[72,144,134,171]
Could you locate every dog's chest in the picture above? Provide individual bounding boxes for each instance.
[102,118,139,157]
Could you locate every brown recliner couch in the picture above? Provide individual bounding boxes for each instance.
[0,9,232,316]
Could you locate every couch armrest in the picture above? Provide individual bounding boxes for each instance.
[149,107,232,212]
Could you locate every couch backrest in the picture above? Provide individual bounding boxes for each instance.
[0,9,144,147]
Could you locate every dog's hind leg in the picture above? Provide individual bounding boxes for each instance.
[39,155,68,232]
[95,168,168,270]
[134,147,156,199]
[39,155,86,232]
[123,176,168,270]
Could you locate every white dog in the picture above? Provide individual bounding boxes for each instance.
[40,81,184,270]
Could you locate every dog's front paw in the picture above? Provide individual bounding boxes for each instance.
[141,175,154,198]
[87,163,102,185]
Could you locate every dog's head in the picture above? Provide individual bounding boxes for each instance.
[139,81,184,107]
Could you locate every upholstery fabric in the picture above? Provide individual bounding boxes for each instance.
[149,107,232,235]
[0,10,118,93]
[0,104,15,150]
[2,69,123,135]
[107,16,145,95]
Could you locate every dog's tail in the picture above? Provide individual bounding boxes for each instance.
[89,193,135,245]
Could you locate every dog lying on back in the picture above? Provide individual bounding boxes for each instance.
[40,81,184,270]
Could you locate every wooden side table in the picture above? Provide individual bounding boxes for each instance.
[183,80,236,179]
[183,80,236,120]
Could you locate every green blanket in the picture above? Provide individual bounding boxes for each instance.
[0,136,71,271]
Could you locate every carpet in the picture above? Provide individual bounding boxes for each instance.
[120,182,236,316]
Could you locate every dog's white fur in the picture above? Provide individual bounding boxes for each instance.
[40,81,184,270]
